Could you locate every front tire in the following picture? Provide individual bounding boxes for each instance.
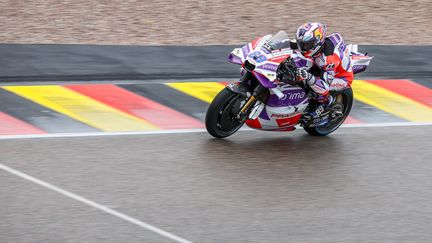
[303,87,353,136]
[205,88,245,138]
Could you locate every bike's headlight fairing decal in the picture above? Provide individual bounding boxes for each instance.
[227,48,244,65]
[242,44,251,58]
[227,53,243,65]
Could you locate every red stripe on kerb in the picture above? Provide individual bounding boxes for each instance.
[0,112,45,135]
[65,84,203,129]
[366,79,432,108]
[219,81,230,86]
[344,116,364,124]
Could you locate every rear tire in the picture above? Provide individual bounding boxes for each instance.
[205,88,245,138]
[303,87,353,136]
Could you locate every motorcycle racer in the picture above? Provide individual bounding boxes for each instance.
[277,23,354,120]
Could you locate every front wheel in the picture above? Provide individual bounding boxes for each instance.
[303,87,353,136]
[205,88,246,138]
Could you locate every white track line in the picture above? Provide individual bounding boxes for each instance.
[341,122,432,128]
[0,128,208,140]
[0,163,193,243]
[0,122,431,140]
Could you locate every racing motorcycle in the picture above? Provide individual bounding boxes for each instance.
[205,31,373,138]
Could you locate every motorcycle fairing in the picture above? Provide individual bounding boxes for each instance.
[227,34,297,98]
[228,32,308,131]
[346,44,373,74]
[246,85,309,130]
[227,33,293,87]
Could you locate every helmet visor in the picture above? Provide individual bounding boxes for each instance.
[297,38,317,53]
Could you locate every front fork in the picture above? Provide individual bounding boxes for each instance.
[228,70,269,121]
[239,83,266,112]
[237,81,267,121]
[240,96,256,113]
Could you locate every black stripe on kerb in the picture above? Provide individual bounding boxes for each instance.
[350,99,407,123]
[409,78,432,89]
[119,83,210,122]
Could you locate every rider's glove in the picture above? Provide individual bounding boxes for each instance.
[296,69,316,85]
[276,58,298,85]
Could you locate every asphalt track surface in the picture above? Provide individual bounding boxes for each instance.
[1,125,432,242]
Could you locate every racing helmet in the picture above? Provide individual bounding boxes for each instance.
[296,23,327,57]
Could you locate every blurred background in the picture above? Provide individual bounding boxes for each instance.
[1,0,431,45]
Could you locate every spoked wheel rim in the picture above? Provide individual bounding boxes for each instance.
[216,94,244,133]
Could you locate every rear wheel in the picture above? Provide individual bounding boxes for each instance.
[205,88,246,138]
[303,87,353,136]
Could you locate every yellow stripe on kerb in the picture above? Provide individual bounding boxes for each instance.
[167,82,225,103]
[352,80,432,122]
[3,86,158,132]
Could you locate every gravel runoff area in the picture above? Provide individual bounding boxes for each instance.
[0,0,431,45]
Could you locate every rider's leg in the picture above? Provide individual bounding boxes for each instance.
[306,77,333,117]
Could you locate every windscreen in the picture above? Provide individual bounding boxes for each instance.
[265,31,290,50]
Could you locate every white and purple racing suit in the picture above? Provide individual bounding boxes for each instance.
[292,33,354,100]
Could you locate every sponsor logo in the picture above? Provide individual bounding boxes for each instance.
[271,114,292,118]
[282,92,306,100]
[270,57,291,63]
[265,73,275,78]
[272,50,293,56]
[330,80,347,89]
[260,64,277,71]
[325,63,335,69]
[313,118,322,123]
